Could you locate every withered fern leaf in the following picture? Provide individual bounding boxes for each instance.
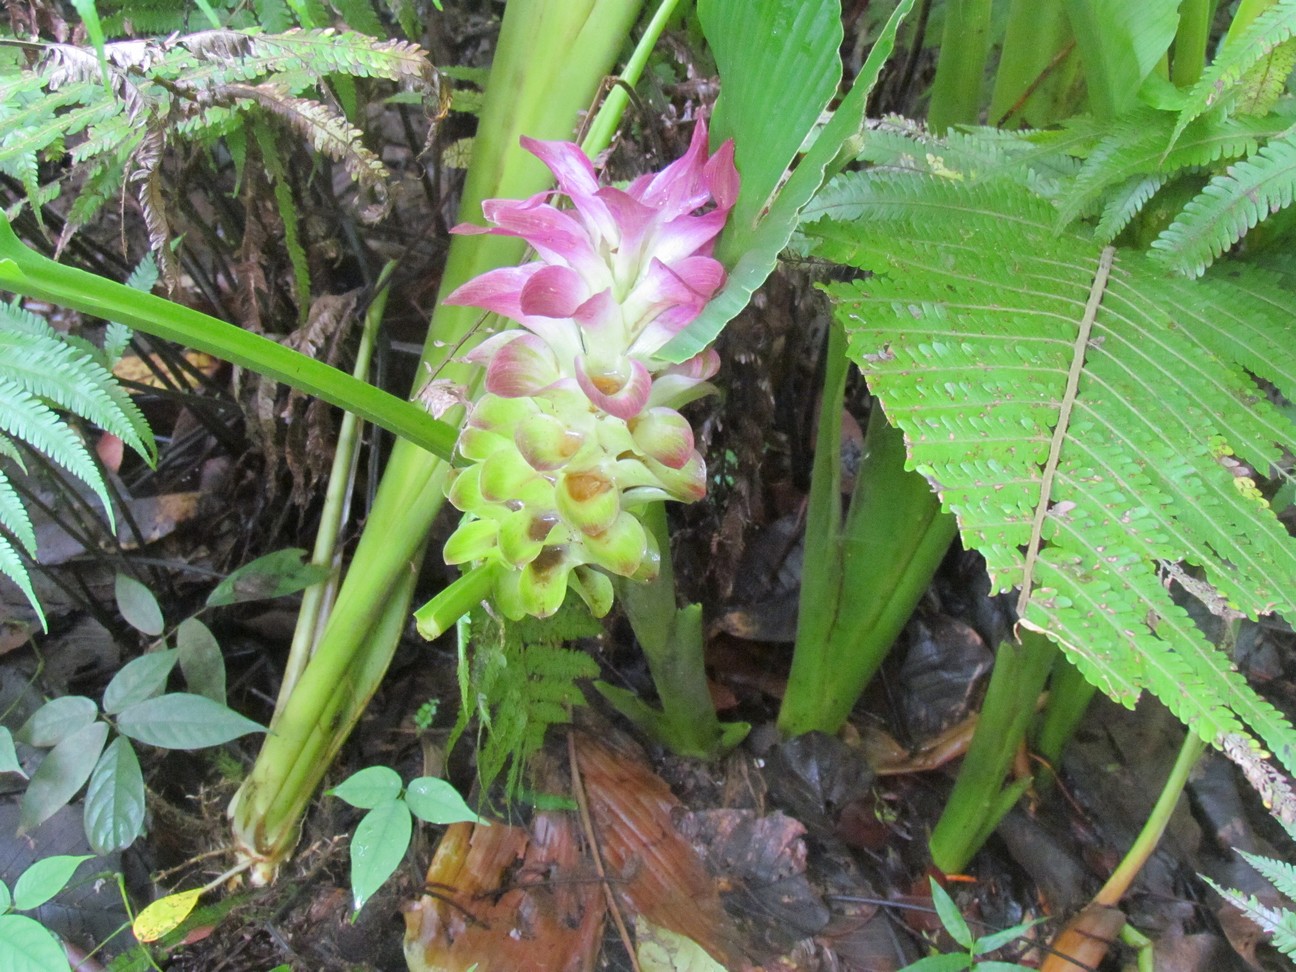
[802,155,1296,777]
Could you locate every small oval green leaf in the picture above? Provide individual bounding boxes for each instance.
[0,728,26,778]
[0,913,73,972]
[12,854,93,912]
[16,696,97,748]
[84,737,146,854]
[349,799,411,914]
[102,649,178,715]
[206,549,330,607]
[405,777,481,826]
[115,694,263,750]
[176,618,225,704]
[929,878,974,950]
[20,722,109,835]
[328,766,402,810]
[115,573,164,635]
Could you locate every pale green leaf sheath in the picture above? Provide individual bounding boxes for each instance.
[804,157,1296,774]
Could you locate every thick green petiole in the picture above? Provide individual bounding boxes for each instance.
[596,503,749,759]
[928,629,1058,873]
[777,324,956,738]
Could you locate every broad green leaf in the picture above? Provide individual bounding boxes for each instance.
[664,0,914,361]
[175,618,226,704]
[349,799,412,913]
[930,879,973,951]
[114,574,164,636]
[0,881,10,913]
[0,913,72,972]
[0,728,26,778]
[12,854,92,911]
[1062,0,1181,119]
[16,696,96,748]
[701,0,842,241]
[84,737,146,854]
[20,721,108,835]
[635,916,727,972]
[115,694,263,750]
[205,549,331,607]
[404,777,481,825]
[328,766,402,810]
[132,888,202,943]
[102,649,178,715]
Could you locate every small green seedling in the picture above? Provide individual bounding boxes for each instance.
[329,765,483,914]
[901,878,1041,972]
[0,854,94,972]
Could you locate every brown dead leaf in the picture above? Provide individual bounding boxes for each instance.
[403,814,604,972]
[574,732,750,970]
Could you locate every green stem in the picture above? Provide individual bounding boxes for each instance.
[927,0,994,131]
[0,218,455,461]
[989,0,1075,128]
[581,0,684,158]
[778,325,956,737]
[414,564,501,641]
[598,503,748,758]
[274,264,395,716]
[1094,726,1206,906]
[1033,653,1097,773]
[929,630,1058,874]
[228,0,645,880]
[1171,0,1214,87]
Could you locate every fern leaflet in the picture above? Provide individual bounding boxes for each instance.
[1152,131,1296,277]
[1173,0,1296,146]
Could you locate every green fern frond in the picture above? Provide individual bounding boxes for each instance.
[803,160,1296,776]
[1152,131,1296,277]
[1173,0,1296,145]
[1204,876,1296,956]
[1058,106,1292,229]
[1241,850,1296,902]
[450,600,601,801]
[1094,173,1166,243]
[0,301,155,625]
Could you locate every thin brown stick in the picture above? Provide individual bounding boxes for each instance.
[568,729,641,972]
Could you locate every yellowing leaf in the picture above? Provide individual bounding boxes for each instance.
[133,888,202,942]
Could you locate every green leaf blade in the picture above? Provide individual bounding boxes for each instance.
[349,799,412,914]
[116,694,264,750]
[20,721,109,835]
[84,736,146,854]
[11,854,93,912]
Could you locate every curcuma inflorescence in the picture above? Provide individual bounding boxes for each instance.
[441,120,737,619]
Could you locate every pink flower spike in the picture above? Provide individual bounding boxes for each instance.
[574,354,652,419]
[520,265,589,318]
[635,119,714,216]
